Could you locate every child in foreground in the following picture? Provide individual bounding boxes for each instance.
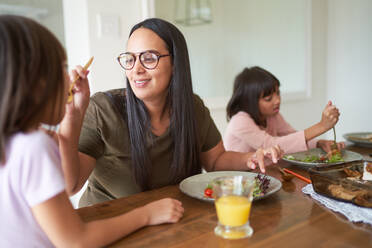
[0,15,183,247]
[224,66,345,155]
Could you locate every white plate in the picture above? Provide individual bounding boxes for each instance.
[282,148,363,167]
[179,171,282,202]
[343,132,372,148]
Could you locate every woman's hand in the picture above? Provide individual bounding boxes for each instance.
[142,198,184,225]
[316,139,345,153]
[247,145,283,173]
[320,101,340,131]
[65,65,91,120]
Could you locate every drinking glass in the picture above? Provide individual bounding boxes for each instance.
[212,175,254,239]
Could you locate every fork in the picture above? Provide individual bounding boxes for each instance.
[331,127,338,150]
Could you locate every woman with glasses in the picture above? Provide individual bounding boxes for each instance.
[59,18,282,207]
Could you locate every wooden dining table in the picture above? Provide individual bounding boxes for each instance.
[77,145,372,247]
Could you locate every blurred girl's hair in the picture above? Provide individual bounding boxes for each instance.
[0,15,66,163]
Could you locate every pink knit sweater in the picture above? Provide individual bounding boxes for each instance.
[224,111,317,154]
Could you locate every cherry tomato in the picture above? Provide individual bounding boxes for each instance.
[319,155,326,161]
[204,188,213,198]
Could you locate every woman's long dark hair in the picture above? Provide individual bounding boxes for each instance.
[126,18,200,190]
[226,66,280,126]
[0,15,66,163]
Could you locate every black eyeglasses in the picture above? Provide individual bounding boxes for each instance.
[117,50,171,70]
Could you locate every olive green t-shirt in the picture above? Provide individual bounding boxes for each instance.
[78,88,221,207]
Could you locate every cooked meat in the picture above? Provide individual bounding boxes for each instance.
[353,193,372,208]
[343,168,361,178]
[328,184,367,201]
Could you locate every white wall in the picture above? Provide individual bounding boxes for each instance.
[0,0,65,45]
[63,0,144,94]
[156,0,311,99]
[327,0,372,140]
[154,0,316,135]
[280,0,328,135]
[208,0,372,143]
[204,0,329,137]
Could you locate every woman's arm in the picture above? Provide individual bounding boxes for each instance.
[32,192,183,248]
[59,65,95,195]
[201,141,282,173]
[59,129,96,195]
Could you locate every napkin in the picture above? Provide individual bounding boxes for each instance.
[302,184,372,225]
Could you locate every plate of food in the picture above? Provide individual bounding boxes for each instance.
[179,171,282,202]
[282,148,363,167]
[343,132,372,148]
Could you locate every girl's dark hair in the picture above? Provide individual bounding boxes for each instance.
[126,18,200,190]
[226,66,280,125]
[0,15,66,163]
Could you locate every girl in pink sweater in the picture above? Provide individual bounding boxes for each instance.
[224,66,345,155]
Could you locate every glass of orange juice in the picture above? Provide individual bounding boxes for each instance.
[212,175,254,239]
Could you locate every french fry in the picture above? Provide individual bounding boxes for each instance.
[67,56,94,103]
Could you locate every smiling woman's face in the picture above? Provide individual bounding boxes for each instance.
[125,27,172,104]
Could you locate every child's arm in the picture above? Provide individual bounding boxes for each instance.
[275,102,343,153]
[303,101,346,152]
[32,192,184,248]
[304,101,339,141]
[225,112,309,154]
[274,114,297,136]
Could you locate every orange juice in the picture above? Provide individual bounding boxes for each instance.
[215,195,251,227]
